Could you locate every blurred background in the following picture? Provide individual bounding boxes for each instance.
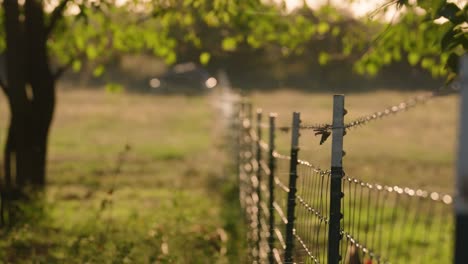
[0,0,466,263]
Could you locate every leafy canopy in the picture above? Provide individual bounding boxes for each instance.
[342,0,467,80]
[1,0,465,79]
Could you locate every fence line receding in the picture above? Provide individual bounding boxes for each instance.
[233,85,458,263]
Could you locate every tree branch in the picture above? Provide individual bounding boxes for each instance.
[46,0,71,37]
[53,50,88,81]
[53,58,74,81]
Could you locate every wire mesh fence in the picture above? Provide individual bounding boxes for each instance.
[295,164,330,264]
[234,88,456,263]
[340,176,453,264]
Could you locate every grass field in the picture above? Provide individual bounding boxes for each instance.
[0,87,458,263]
[249,90,458,263]
[251,90,458,192]
[0,87,245,263]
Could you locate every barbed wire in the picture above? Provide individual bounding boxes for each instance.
[256,82,460,144]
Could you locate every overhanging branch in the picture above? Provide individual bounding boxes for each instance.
[46,0,71,36]
[53,50,87,81]
[53,60,73,81]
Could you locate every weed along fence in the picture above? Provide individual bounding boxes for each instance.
[232,58,468,264]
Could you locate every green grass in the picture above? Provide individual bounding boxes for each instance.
[247,90,457,263]
[251,90,457,192]
[0,88,245,263]
[0,87,458,263]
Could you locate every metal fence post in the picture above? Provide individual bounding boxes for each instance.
[238,101,246,210]
[328,95,345,264]
[268,113,277,264]
[284,112,301,263]
[455,55,468,264]
[256,109,263,262]
[246,102,253,122]
[236,100,244,184]
[245,102,255,260]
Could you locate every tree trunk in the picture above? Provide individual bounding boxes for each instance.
[25,0,55,186]
[3,0,29,188]
[2,0,55,189]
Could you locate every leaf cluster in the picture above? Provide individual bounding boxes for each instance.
[2,0,464,80]
[343,0,466,80]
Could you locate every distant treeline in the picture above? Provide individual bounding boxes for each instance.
[205,47,442,92]
[61,49,441,93]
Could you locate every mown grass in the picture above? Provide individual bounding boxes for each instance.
[0,87,245,263]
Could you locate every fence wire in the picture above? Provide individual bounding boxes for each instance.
[273,84,459,144]
[340,175,453,264]
[235,91,455,264]
[238,115,258,262]
[272,156,291,263]
[258,144,272,261]
[294,165,330,264]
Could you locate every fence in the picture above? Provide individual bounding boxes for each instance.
[231,74,465,264]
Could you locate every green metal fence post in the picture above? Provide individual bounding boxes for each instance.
[256,109,263,262]
[455,54,468,264]
[328,95,345,264]
[268,113,277,264]
[238,101,246,210]
[284,112,301,263]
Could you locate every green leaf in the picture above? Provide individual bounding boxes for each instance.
[421,58,435,69]
[105,83,124,93]
[446,71,457,83]
[343,45,352,56]
[222,37,237,51]
[75,36,85,50]
[93,65,105,77]
[204,12,220,27]
[199,52,211,65]
[247,35,262,48]
[183,0,193,7]
[331,27,340,37]
[317,22,330,34]
[441,27,457,51]
[72,61,82,72]
[86,45,98,60]
[408,53,421,66]
[393,48,402,61]
[165,52,177,65]
[383,52,392,64]
[182,13,194,26]
[366,63,378,76]
[318,52,330,65]
[462,35,468,50]
[438,3,463,23]
[418,0,445,16]
[354,63,366,75]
